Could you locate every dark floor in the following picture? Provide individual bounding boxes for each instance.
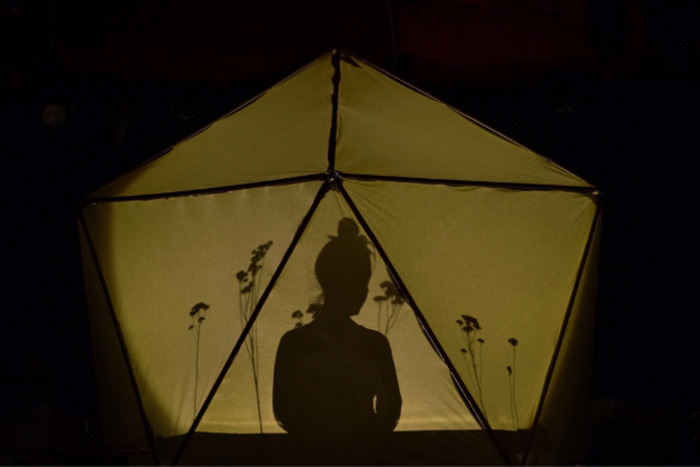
[1,402,699,465]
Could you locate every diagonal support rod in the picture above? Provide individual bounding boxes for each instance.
[326,48,341,172]
[520,202,602,466]
[333,177,515,466]
[78,213,161,465]
[171,181,331,465]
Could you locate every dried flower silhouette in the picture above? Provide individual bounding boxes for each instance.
[291,303,322,328]
[457,314,487,417]
[507,337,520,430]
[455,316,522,429]
[188,302,209,419]
[291,309,304,328]
[373,280,405,336]
[236,240,273,432]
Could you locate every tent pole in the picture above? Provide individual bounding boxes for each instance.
[347,54,597,188]
[170,181,331,465]
[86,172,598,205]
[327,48,341,172]
[85,173,327,204]
[78,212,161,466]
[520,202,602,466]
[87,50,332,199]
[340,171,600,195]
[334,178,515,466]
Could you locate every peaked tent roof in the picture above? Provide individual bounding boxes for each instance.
[80,50,601,465]
[89,51,591,201]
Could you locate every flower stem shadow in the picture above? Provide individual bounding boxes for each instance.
[188,302,209,420]
[457,314,487,418]
[373,279,405,336]
[507,337,519,431]
[235,240,273,433]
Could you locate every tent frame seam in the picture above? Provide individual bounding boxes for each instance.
[83,172,600,205]
[340,172,599,193]
[349,54,594,187]
[78,213,161,465]
[335,178,515,466]
[170,181,331,465]
[327,49,341,171]
[520,201,602,465]
[85,52,332,200]
[83,174,328,204]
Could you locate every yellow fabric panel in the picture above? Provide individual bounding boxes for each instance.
[336,57,589,187]
[82,182,321,437]
[343,180,597,431]
[79,226,150,452]
[198,189,480,434]
[525,208,601,465]
[91,55,334,198]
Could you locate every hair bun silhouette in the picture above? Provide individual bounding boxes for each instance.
[337,217,360,239]
[315,218,372,299]
[332,217,367,252]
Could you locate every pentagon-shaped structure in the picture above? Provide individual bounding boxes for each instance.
[79,50,601,465]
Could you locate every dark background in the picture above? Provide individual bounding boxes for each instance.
[1,0,699,464]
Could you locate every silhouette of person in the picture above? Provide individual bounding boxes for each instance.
[273,218,402,442]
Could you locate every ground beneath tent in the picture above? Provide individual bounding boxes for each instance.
[160,429,533,465]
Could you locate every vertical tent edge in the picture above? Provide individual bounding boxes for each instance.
[520,197,602,465]
[78,209,161,465]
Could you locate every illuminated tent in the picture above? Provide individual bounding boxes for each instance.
[79,50,601,465]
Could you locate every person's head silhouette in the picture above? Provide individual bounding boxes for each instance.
[273,217,402,444]
[314,218,372,318]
